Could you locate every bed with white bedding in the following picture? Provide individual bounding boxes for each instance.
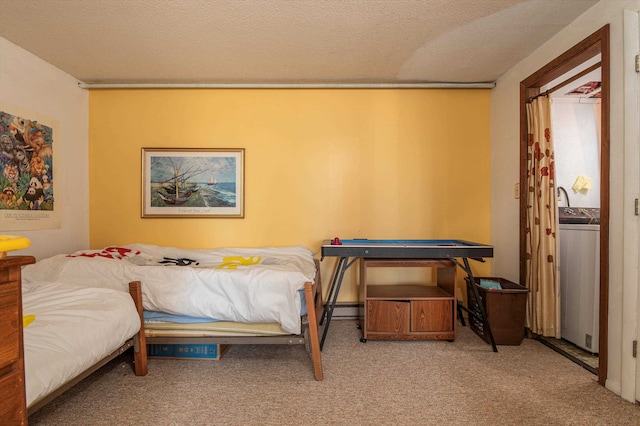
[22,244,324,381]
[22,281,147,414]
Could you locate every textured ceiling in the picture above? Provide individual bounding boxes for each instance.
[0,0,598,85]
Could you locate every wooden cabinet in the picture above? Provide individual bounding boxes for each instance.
[360,258,456,341]
[0,256,35,425]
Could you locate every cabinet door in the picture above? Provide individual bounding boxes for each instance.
[367,300,410,333]
[0,282,20,366]
[0,370,25,422]
[411,300,453,332]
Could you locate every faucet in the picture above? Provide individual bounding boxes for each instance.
[557,186,570,207]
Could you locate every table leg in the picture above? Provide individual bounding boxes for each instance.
[320,257,346,326]
[320,256,356,350]
[451,257,498,352]
[456,301,466,326]
[462,257,498,352]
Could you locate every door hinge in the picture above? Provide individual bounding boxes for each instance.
[636,54,639,73]
[634,340,637,358]
[635,199,639,216]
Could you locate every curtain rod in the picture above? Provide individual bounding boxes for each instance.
[527,90,550,103]
[77,82,496,89]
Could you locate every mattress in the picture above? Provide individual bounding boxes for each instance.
[22,282,141,407]
[21,244,316,334]
[145,320,290,337]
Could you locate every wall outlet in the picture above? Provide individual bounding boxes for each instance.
[514,183,520,199]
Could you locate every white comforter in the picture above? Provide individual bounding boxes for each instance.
[22,282,140,407]
[22,244,317,334]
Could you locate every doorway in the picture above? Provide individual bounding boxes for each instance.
[542,60,601,375]
[519,25,610,386]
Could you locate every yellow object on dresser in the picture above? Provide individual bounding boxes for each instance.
[0,235,31,259]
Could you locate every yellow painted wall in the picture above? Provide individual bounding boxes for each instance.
[89,89,491,301]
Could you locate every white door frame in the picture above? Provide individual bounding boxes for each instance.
[623,7,640,404]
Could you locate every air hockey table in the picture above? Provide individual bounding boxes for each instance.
[320,238,498,351]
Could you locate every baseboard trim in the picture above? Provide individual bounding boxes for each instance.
[325,303,361,320]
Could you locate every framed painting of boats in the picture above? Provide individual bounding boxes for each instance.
[142,148,244,218]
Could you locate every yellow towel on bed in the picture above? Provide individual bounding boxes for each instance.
[23,314,35,328]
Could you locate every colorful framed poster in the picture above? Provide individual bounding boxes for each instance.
[0,106,61,230]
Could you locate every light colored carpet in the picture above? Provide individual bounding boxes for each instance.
[29,320,640,425]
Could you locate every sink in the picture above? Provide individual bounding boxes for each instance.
[558,207,600,224]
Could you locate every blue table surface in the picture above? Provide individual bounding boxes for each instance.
[322,239,488,247]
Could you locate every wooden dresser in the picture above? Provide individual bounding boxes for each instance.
[0,255,35,425]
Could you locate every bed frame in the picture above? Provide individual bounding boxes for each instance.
[142,260,324,381]
[27,282,148,416]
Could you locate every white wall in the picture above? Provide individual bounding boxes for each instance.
[553,100,601,208]
[491,0,640,401]
[0,37,89,260]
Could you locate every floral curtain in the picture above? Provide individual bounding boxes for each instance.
[525,96,560,337]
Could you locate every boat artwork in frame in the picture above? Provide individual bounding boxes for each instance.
[142,148,244,218]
